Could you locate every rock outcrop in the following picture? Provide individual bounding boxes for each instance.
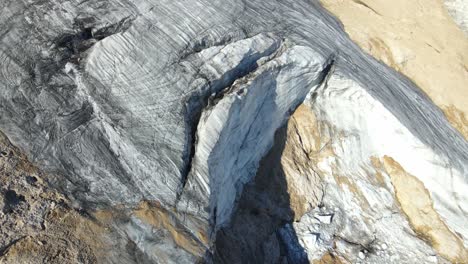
[320,0,468,139]
[0,0,466,263]
[281,72,467,263]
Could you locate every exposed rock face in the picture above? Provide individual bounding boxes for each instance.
[0,0,467,263]
[283,73,467,263]
[320,0,468,139]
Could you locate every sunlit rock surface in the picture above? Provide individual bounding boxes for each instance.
[0,0,467,263]
[320,0,468,139]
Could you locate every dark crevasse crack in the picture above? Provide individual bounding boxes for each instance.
[207,43,287,107]
[92,16,135,41]
[176,27,262,63]
[308,55,336,106]
[333,234,378,254]
[178,34,240,62]
[29,16,136,85]
[318,55,337,89]
[55,16,136,64]
[177,96,203,202]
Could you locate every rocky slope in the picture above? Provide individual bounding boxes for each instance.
[0,0,467,263]
[0,131,110,263]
